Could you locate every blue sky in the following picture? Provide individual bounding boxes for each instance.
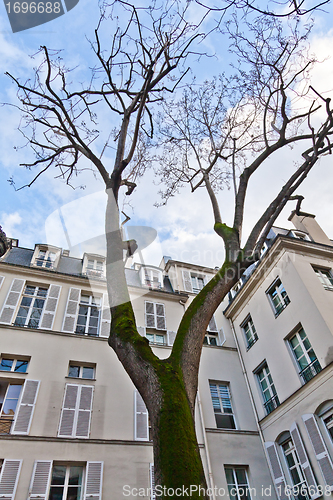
[1,0,333,268]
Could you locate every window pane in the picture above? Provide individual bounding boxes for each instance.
[49,486,64,500]
[68,366,80,378]
[235,469,247,485]
[225,468,235,485]
[0,359,13,371]
[67,487,81,500]
[82,367,94,379]
[14,360,28,373]
[6,385,21,398]
[51,465,66,485]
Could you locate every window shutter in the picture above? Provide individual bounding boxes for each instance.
[12,380,40,435]
[100,293,111,338]
[264,442,290,500]
[76,385,94,438]
[208,315,218,332]
[0,278,25,325]
[155,303,166,330]
[83,462,103,500]
[290,422,320,499]
[149,464,156,500]
[182,270,193,293]
[302,414,333,490]
[218,328,226,346]
[62,288,80,333]
[167,331,177,346]
[0,276,4,289]
[39,284,62,330]
[137,327,146,337]
[28,461,53,500]
[0,459,22,500]
[58,384,79,437]
[134,390,149,441]
[145,302,155,328]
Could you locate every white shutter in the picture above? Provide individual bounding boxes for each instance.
[155,303,166,330]
[137,327,146,337]
[100,293,111,338]
[218,328,226,346]
[0,276,4,289]
[149,464,156,500]
[76,385,94,438]
[290,422,320,499]
[12,380,40,435]
[0,278,25,325]
[58,384,79,437]
[145,302,155,328]
[39,284,62,330]
[302,414,333,490]
[207,315,218,332]
[265,441,290,500]
[0,459,22,500]
[182,270,193,293]
[134,390,149,441]
[83,462,103,500]
[167,331,177,346]
[28,460,53,500]
[62,287,80,333]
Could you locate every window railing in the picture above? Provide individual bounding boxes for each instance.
[35,258,54,269]
[299,359,322,383]
[264,394,280,415]
[85,268,104,278]
[145,279,162,290]
[0,418,13,434]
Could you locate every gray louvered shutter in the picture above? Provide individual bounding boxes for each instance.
[100,293,111,338]
[75,385,94,438]
[58,384,79,437]
[150,464,156,500]
[167,331,177,346]
[208,315,218,332]
[0,276,4,289]
[290,422,320,499]
[12,380,40,435]
[182,270,193,292]
[28,461,53,500]
[62,288,80,333]
[0,278,25,325]
[0,459,22,500]
[83,462,103,500]
[302,414,333,490]
[265,442,290,500]
[39,284,62,330]
[134,390,149,441]
[155,303,166,330]
[145,302,155,328]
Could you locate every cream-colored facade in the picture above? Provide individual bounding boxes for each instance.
[0,211,332,500]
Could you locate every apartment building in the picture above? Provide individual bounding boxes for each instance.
[0,210,331,500]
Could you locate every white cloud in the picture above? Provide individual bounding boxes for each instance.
[0,211,22,237]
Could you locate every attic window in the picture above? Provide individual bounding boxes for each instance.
[83,255,105,278]
[32,246,60,270]
[141,267,163,290]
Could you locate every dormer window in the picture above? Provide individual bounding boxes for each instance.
[82,254,105,278]
[32,245,60,270]
[182,270,206,294]
[289,230,311,241]
[140,267,163,290]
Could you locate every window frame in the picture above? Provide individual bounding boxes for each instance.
[255,362,280,415]
[144,301,166,331]
[0,382,22,434]
[68,363,96,380]
[48,463,85,500]
[224,467,252,500]
[288,327,321,384]
[209,381,236,430]
[75,294,101,337]
[241,315,258,350]
[13,284,48,329]
[0,356,29,373]
[312,266,333,291]
[191,273,205,294]
[281,438,309,500]
[266,278,290,317]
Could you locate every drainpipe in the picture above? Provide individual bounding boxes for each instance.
[197,389,216,500]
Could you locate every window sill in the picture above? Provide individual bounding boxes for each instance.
[65,376,96,381]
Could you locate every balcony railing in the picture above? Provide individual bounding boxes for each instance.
[264,394,280,415]
[300,359,322,383]
[0,418,13,434]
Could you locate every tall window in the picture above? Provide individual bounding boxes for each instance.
[282,439,309,500]
[48,464,83,500]
[209,382,236,429]
[289,328,321,383]
[313,267,333,290]
[35,249,56,269]
[0,383,22,434]
[191,274,205,294]
[75,295,101,336]
[266,278,290,317]
[241,316,258,349]
[14,285,47,328]
[256,364,280,415]
[204,316,219,346]
[225,467,251,500]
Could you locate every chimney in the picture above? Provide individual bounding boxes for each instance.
[62,249,70,257]
[288,211,332,246]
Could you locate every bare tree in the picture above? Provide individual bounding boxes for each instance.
[6,2,333,499]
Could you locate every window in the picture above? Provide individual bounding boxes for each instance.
[313,267,333,290]
[241,316,258,349]
[289,328,321,383]
[68,364,95,380]
[75,295,101,336]
[142,267,163,290]
[0,356,28,373]
[204,316,219,346]
[282,439,309,500]
[323,410,333,441]
[191,275,205,294]
[14,285,48,328]
[256,364,280,415]
[266,278,290,316]
[146,332,166,345]
[85,258,104,278]
[145,302,166,330]
[48,464,84,500]
[35,249,56,269]
[209,382,236,429]
[225,467,251,500]
[0,383,22,434]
